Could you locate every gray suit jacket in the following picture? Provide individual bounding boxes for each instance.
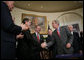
[47,27,73,55]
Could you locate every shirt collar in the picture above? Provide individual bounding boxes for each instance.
[35,32,40,39]
[35,32,39,36]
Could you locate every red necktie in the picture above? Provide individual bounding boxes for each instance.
[57,30,60,37]
[37,33,40,43]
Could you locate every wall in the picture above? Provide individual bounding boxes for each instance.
[11,7,83,36]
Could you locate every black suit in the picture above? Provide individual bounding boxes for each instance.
[72,32,80,53]
[80,32,83,51]
[32,33,44,59]
[46,35,54,58]
[47,27,73,58]
[17,30,37,59]
[46,35,54,51]
[46,35,53,43]
[1,2,22,59]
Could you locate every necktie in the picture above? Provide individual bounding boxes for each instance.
[37,33,40,43]
[57,29,60,37]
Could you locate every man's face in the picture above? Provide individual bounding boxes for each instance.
[7,1,15,11]
[52,21,58,29]
[25,20,31,27]
[36,26,41,33]
[27,21,31,26]
[68,26,73,31]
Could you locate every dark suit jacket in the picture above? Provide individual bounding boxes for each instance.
[47,27,73,57]
[80,32,83,51]
[32,33,44,44]
[1,2,22,59]
[32,33,44,58]
[17,30,36,59]
[46,35,53,43]
[46,35,54,51]
[72,32,80,53]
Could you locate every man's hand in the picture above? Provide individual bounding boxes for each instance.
[16,33,24,39]
[41,42,47,48]
[66,43,71,48]
[20,23,29,31]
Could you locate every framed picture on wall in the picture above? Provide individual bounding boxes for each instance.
[22,13,48,34]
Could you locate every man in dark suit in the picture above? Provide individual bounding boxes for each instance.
[68,25,80,54]
[46,29,53,43]
[41,20,73,58]
[16,18,36,59]
[46,29,54,58]
[32,25,44,59]
[79,31,83,54]
[1,1,28,59]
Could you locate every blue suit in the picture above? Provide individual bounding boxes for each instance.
[1,2,22,59]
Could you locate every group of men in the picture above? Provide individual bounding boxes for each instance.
[1,1,83,59]
[46,25,83,58]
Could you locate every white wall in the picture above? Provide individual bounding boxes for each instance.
[11,7,83,33]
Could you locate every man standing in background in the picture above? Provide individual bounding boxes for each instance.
[68,25,80,54]
[1,1,28,59]
[17,18,36,59]
[46,29,53,58]
[32,25,44,59]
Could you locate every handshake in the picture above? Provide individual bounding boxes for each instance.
[41,42,48,49]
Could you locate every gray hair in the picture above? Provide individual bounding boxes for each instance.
[53,20,59,25]
[68,25,73,28]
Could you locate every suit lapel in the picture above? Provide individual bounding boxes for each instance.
[60,28,62,39]
[34,33,38,42]
[60,27,65,41]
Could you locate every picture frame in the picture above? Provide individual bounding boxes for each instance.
[22,13,48,34]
